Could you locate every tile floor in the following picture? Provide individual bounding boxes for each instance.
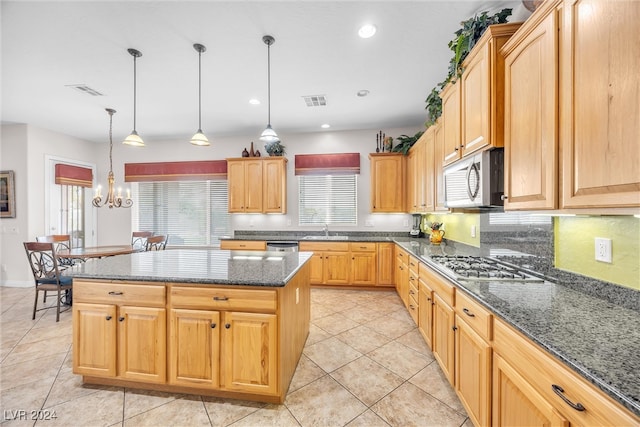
[0,286,470,427]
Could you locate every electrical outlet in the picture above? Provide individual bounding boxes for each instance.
[365,220,374,227]
[403,219,409,227]
[470,225,477,238]
[595,237,612,263]
[249,219,255,227]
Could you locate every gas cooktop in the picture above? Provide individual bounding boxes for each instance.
[429,255,544,282]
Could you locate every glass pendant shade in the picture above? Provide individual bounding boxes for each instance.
[259,124,279,143]
[123,130,145,147]
[190,129,209,146]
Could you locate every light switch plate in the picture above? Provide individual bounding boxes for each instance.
[595,237,612,263]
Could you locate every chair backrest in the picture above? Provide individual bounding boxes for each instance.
[23,242,63,283]
[132,231,154,250]
[145,235,168,251]
[35,235,71,252]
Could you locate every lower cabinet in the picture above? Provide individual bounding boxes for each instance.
[394,247,409,306]
[418,275,434,350]
[376,242,395,286]
[432,293,455,385]
[350,243,377,286]
[299,242,350,285]
[220,240,267,251]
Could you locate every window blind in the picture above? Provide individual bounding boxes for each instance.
[298,175,357,225]
[136,180,230,246]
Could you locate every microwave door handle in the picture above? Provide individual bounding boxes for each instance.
[466,162,480,200]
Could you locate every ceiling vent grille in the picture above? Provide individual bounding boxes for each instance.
[67,84,104,96]
[302,95,327,107]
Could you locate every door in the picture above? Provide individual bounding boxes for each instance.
[351,251,377,286]
[244,159,263,213]
[263,158,286,213]
[73,303,117,377]
[169,309,220,387]
[118,306,166,383]
[418,280,433,350]
[222,311,277,395]
[432,294,455,385]
[324,252,350,285]
[461,41,490,156]
[227,161,246,212]
[441,80,462,166]
[376,243,395,286]
[370,154,405,213]
[306,252,324,284]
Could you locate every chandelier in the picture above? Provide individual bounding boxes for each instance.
[93,108,133,208]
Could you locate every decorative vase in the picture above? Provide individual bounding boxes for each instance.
[249,142,255,157]
[242,148,249,157]
[430,229,445,245]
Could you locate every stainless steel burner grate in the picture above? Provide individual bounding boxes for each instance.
[429,255,544,282]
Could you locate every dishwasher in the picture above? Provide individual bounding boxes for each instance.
[266,241,299,252]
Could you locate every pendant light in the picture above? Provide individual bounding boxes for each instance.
[123,48,145,147]
[259,35,279,143]
[190,43,209,146]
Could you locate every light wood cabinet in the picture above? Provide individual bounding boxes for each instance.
[407,129,435,213]
[73,281,167,384]
[369,153,405,213]
[559,0,640,208]
[298,242,350,285]
[394,247,409,306]
[350,242,377,286]
[433,120,448,212]
[220,240,267,251]
[227,157,287,213]
[222,311,277,395]
[502,3,559,210]
[441,80,462,167]
[376,242,395,286]
[433,293,455,385]
[418,275,433,350]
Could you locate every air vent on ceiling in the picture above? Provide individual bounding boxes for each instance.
[302,95,327,107]
[66,84,104,96]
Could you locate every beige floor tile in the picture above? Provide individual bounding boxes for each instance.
[287,354,326,393]
[0,352,66,391]
[345,409,391,427]
[338,304,388,324]
[388,307,415,324]
[368,342,431,380]
[2,334,71,366]
[330,356,404,406]
[409,363,466,415]
[41,387,125,427]
[312,312,360,336]
[371,382,466,427]
[310,303,336,321]
[335,325,391,355]
[320,296,359,313]
[124,388,188,420]
[201,395,265,426]
[229,403,300,426]
[0,379,54,416]
[365,315,416,340]
[395,329,434,357]
[303,337,362,373]
[124,395,208,426]
[17,322,73,345]
[285,375,367,427]
[45,366,117,408]
[304,324,331,346]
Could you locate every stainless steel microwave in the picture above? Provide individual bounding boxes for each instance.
[443,148,504,208]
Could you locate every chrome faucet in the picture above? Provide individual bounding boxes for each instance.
[322,223,329,237]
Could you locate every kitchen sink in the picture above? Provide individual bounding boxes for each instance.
[302,235,350,240]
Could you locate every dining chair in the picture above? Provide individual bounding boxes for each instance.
[145,235,168,251]
[131,231,154,250]
[35,234,75,267]
[23,242,73,322]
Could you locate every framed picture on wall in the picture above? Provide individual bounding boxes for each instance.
[0,170,16,218]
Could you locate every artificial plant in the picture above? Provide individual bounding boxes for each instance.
[391,131,424,155]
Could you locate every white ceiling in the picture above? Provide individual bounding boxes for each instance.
[1,0,529,144]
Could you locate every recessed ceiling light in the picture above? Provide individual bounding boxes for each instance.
[357,90,370,97]
[358,24,377,39]
[321,124,331,129]
[249,98,260,105]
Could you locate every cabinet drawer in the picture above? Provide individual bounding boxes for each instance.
[349,242,376,252]
[220,240,266,251]
[408,280,419,300]
[493,318,637,426]
[455,290,492,341]
[73,280,165,307]
[299,242,349,252]
[170,286,277,313]
[419,264,455,307]
[396,247,408,262]
[408,294,419,325]
[408,256,420,271]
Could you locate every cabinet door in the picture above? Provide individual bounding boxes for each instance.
[433,121,448,211]
[306,252,324,285]
[351,251,377,286]
[169,309,220,388]
[395,259,409,307]
[244,160,263,213]
[455,315,491,427]
[504,10,559,210]
[370,154,405,213]
[440,80,462,166]
[227,161,246,213]
[493,353,569,427]
[423,128,435,212]
[406,147,418,212]
[324,252,350,285]
[376,243,395,286]
[118,306,166,383]
[461,41,490,156]
[418,280,433,350]
[263,158,286,213]
[73,303,117,377]
[561,0,640,208]
[432,294,455,385]
[222,312,277,395]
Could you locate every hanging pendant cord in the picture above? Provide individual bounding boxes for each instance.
[108,110,114,173]
[198,49,202,130]
[267,41,271,125]
[133,54,137,131]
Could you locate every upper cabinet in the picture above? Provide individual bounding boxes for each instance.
[407,128,436,213]
[560,0,640,209]
[442,24,522,168]
[369,153,405,213]
[227,157,287,213]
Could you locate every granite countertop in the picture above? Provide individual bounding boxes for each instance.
[394,240,640,417]
[220,233,397,243]
[62,249,313,287]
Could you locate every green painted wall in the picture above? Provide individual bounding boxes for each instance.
[423,213,481,248]
[555,216,640,291]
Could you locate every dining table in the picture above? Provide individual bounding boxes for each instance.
[57,245,142,261]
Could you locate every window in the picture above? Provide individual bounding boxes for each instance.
[58,184,85,248]
[135,180,230,247]
[298,175,357,226]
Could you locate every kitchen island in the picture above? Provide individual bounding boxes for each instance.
[63,249,312,403]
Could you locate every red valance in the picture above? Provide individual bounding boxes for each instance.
[55,164,93,188]
[294,153,360,176]
[124,160,228,182]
